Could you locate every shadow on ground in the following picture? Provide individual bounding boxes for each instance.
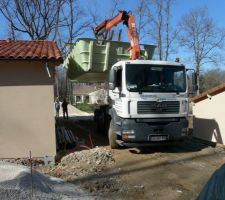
[70,151,217,184]
[129,137,214,154]
[56,115,214,155]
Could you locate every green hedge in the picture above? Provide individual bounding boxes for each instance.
[75,103,97,113]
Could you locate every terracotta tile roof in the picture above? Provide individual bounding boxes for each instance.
[0,39,63,62]
[191,82,225,103]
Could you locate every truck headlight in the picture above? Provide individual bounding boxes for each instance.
[122,130,135,139]
[181,100,188,113]
[181,128,188,136]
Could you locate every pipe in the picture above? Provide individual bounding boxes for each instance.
[45,62,51,78]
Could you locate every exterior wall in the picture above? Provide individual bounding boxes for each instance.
[0,61,56,158]
[73,89,107,104]
[89,89,107,104]
[89,94,98,104]
[193,92,225,144]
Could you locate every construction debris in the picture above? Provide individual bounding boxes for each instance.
[39,147,114,179]
[56,126,77,150]
[1,158,44,167]
[36,146,117,195]
[60,146,114,164]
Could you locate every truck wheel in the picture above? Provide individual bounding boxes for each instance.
[108,121,120,149]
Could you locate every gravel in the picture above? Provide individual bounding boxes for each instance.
[0,162,95,200]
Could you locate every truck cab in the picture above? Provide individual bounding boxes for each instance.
[107,60,190,148]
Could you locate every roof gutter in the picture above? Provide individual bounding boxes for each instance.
[0,58,63,65]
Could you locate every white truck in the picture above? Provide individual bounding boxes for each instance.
[94,59,196,148]
[64,10,197,149]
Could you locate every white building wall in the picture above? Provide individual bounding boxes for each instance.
[89,89,107,104]
[89,95,97,104]
[193,92,225,144]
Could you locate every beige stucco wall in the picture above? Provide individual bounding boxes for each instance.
[0,61,56,158]
[193,92,225,144]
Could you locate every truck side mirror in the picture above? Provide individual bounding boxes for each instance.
[186,68,198,95]
[192,72,198,91]
[109,69,117,90]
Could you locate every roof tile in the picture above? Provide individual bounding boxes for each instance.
[191,82,225,103]
[0,39,63,62]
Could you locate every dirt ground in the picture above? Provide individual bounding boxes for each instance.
[41,117,225,200]
[106,142,225,200]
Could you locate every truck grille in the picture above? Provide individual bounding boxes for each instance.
[137,101,180,114]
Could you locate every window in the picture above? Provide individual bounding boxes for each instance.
[84,96,89,103]
[126,64,186,93]
[115,68,122,89]
[76,96,81,102]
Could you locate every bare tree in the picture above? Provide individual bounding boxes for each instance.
[178,7,225,93]
[0,0,92,49]
[149,0,163,60]
[164,0,178,60]
[0,0,65,40]
[7,21,16,39]
[109,0,120,17]
[199,68,225,93]
[58,0,93,52]
[134,0,149,42]
[145,0,177,60]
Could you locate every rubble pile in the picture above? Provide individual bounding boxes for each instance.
[39,147,115,181]
[61,146,115,165]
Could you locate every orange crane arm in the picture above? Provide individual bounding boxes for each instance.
[94,10,140,60]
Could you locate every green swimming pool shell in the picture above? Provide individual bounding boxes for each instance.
[63,38,156,82]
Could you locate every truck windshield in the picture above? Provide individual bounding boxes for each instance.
[126,64,186,93]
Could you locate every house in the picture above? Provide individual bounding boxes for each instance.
[0,39,63,159]
[73,83,107,104]
[191,83,225,144]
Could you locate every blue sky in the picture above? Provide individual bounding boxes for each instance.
[86,0,225,69]
[0,0,225,69]
[174,0,225,28]
[81,0,225,27]
[1,0,225,37]
[80,1,225,42]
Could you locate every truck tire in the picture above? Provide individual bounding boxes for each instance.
[108,121,120,149]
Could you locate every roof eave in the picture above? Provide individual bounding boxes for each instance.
[191,83,225,103]
[0,58,63,66]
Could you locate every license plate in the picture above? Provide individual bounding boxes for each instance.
[149,135,169,141]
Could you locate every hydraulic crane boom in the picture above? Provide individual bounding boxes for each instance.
[94,10,140,60]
